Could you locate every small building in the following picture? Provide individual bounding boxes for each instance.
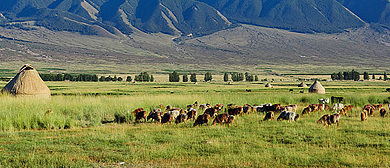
[308,80,325,94]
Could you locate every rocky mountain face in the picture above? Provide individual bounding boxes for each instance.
[1,0,390,36]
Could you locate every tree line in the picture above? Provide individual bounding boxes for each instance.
[40,72,154,82]
[331,70,388,81]
[168,71,258,82]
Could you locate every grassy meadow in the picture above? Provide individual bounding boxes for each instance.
[0,80,390,167]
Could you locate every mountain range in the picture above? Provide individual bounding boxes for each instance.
[1,0,390,74]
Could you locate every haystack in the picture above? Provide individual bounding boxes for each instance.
[308,80,325,94]
[298,82,308,87]
[265,83,273,88]
[1,64,51,98]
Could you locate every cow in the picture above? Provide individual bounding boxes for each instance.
[227,115,236,127]
[212,113,229,126]
[308,104,319,113]
[243,105,253,114]
[161,113,173,124]
[319,98,330,104]
[132,108,144,117]
[186,109,197,121]
[228,106,243,116]
[135,111,147,123]
[277,111,297,122]
[263,112,274,121]
[264,104,281,112]
[380,108,387,117]
[194,114,211,127]
[317,114,329,124]
[286,104,297,112]
[324,113,341,128]
[147,111,163,123]
[373,104,383,110]
[167,109,181,119]
[175,114,188,124]
[214,103,224,111]
[332,103,344,112]
[361,110,368,121]
[331,96,344,104]
[294,114,300,121]
[302,107,311,116]
[204,107,218,118]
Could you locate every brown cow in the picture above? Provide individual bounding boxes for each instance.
[135,111,147,123]
[175,114,188,124]
[324,113,340,128]
[147,111,163,123]
[228,106,243,116]
[317,114,329,124]
[263,112,274,121]
[302,107,311,116]
[214,103,224,111]
[186,109,197,121]
[132,108,144,117]
[194,114,211,127]
[361,110,368,121]
[294,114,300,121]
[227,115,236,127]
[212,113,229,125]
[161,113,173,124]
[204,107,218,118]
[373,104,383,110]
[380,108,387,117]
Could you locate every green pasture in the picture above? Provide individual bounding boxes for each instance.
[0,80,390,167]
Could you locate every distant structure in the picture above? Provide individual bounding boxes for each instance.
[1,64,51,98]
[298,82,308,87]
[308,80,325,94]
[265,83,273,88]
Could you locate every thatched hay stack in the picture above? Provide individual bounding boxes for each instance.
[1,64,51,98]
[308,80,325,94]
[298,82,308,87]
[265,83,273,88]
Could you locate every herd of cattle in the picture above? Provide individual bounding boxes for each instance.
[131,99,389,128]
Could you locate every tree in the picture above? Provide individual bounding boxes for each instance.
[255,75,259,81]
[384,72,387,81]
[169,71,180,82]
[223,73,229,82]
[204,72,212,82]
[245,72,254,82]
[190,73,197,82]
[99,76,105,82]
[126,76,132,82]
[92,75,98,82]
[183,74,188,82]
[113,75,118,81]
[372,74,376,80]
[150,75,154,82]
[363,72,369,80]
[117,77,123,82]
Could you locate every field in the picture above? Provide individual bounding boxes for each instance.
[1,80,390,167]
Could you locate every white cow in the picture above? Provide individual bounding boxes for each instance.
[319,98,330,104]
[332,103,344,112]
[277,111,296,122]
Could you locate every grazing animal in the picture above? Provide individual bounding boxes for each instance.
[165,105,172,111]
[167,109,180,119]
[332,103,344,112]
[199,104,207,112]
[361,110,368,121]
[302,107,311,116]
[317,114,329,124]
[212,113,229,125]
[214,103,224,111]
[204,107,218,118]
[380,108,387,117]
[331,96,344,104]
[243,105,253,114]
[294,114,300,121]
[286,104,297,112]
[135,111,147,123]
[277,111,297,122]
[228,106,243,116]
[194,114,211,127]
[373,104,383,110]
[369,108,376,116]
[339,107,347,116]
[147,111,163,123]
[319,98,330,104]
[132,108,144,117]
[263,112,274,121]
[227,115,235,127]
[186,109,197,120]
[308,104,319,113]
[175,114,188,124]
[161,113,173,124]
[324,113,340,128]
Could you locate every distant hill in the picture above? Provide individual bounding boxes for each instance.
[1,0,390,35]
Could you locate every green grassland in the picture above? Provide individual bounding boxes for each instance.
[0,80,390,167]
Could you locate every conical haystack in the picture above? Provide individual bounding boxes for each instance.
[2,64,51,98]
[308,80,325,94]
[265,83,273,88]
[298,82,307,87]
